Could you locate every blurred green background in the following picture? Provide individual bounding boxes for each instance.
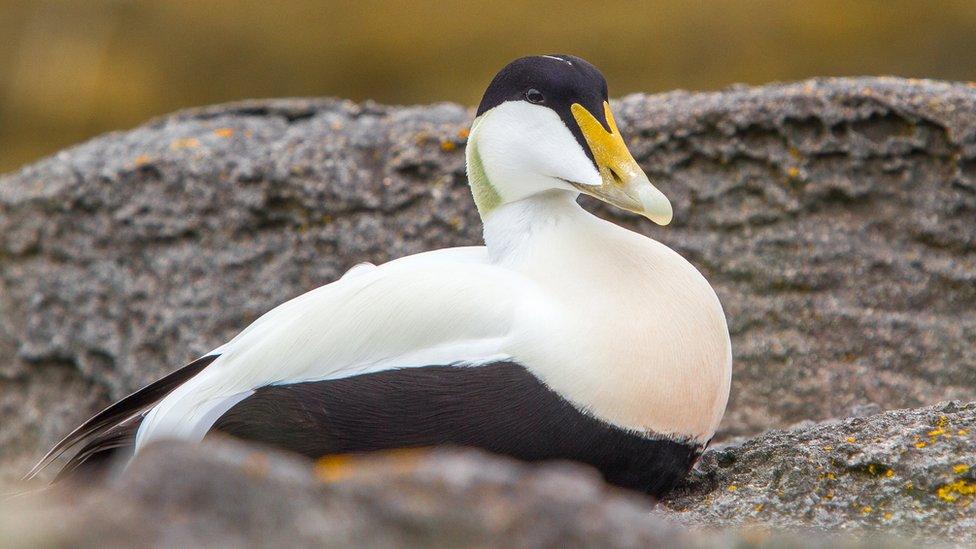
[1,0,975,174]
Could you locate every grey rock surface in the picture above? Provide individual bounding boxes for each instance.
[0,438,920,548]
[1,77,975,477]
[662,401,976,544]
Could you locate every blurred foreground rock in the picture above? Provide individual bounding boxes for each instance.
[3,432,942,548]
[3,404,971,547]
[2,441,690,548]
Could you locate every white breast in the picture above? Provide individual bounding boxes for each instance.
[496,198,732,442]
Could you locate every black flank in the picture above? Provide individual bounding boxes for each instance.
[213,362,701,497]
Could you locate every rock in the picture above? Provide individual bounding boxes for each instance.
[661,401,976,544]
[0,439,688,547]
[0,438,922,548]
[1,77,975,476]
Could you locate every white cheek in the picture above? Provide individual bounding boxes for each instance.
[476,102,601,201]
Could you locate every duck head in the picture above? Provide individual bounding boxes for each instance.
[466,54,672,225]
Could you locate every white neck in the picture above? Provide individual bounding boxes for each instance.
[481,189,585,265]
[481,190,732,442]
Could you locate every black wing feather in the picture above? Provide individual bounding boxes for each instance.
[52,415,140,484]
[23,354,218,481]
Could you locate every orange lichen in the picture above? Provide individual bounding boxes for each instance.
[214,128,234,138]
[170,137,200,150]
[315,454,355,482]
[133,154,151,166]
[440,140,456,152]
[457,127,470,139]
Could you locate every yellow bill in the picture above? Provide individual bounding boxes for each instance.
[570,102,672,225]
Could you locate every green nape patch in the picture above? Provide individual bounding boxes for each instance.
[465,130,501,217]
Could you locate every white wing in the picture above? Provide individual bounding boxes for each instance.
[135,246,535,449]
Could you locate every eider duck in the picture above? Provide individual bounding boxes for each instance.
[27,54,732,497]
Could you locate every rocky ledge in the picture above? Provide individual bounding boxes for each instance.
[4,401,970,547]
[663,401,975,544]
[1,77,974,545]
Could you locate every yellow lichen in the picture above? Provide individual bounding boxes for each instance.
[883,512,893,520]
[936,479,976,503]
[846,436,857,443]
[885,469,894,478]
[787,166,800,179]
[915,441,927,449]
[927,416,950,438]
[952,464,970,474]
[754,503,764,512]
[823,445,833,452]
[727,484,738,492]
[861,506,872,514]
[959,429,969,436]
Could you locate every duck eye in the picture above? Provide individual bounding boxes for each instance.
[525,89,545,104]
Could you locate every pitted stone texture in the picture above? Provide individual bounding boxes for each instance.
[662,401,976,544]
[1,79,975,477]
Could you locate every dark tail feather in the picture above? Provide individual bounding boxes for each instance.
[52,415,141,484]
[24,354,219,482]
